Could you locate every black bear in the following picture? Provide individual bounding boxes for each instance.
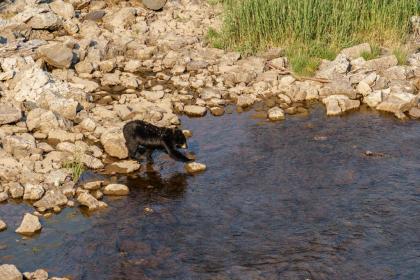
[123,120,193,163]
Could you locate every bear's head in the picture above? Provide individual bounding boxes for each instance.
[172,128,188,149]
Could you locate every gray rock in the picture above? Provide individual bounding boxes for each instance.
[103,184,129,196]
[319,80,357,99]
[376,91,416,118]
[37,43,74,69]
[142,0,167,10]
[0,104,21,125]
[0,264,22,280]
[85,10,106,21]
[15,213,42,236]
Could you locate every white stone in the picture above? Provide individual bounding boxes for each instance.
[185,162,206,174]
[103,184,130,196]
[267,107,285,121]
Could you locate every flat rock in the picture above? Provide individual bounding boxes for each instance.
[340,43,371,59]
[183,105,207,117]
[142,0,167,10]
[15,213,42,236]
[185,162,206,174]
[103,184,130,196]
[28,12,62,30]
[0,264,22,280]
[267,107,285,121]
[37,43,74,69]
[77,192,108,211]
[365,55,398,71]
[107,160,140,174]
[100,127,128,159]
[0,219,6,231]
[83,181,103,190]
[0,104,21,125]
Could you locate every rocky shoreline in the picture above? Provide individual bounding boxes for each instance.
[0,0,419,276]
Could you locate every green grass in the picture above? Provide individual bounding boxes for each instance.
[210,0,419,75]
[63,156,85,183]
[361,45,381,61]
[393,48,409,65]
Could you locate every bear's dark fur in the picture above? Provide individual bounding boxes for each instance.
[123,120,192,163]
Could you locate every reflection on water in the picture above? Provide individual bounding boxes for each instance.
[1,105,420,280]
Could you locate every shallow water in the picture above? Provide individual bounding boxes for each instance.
[1,105,420,280]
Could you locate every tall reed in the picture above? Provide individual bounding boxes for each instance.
[210,0,419,75]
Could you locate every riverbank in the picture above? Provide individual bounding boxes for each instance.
[0,0,419,274]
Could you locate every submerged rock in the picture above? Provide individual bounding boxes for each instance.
[77,192,107,211]
[0,219,6,231]
[103,184,130,196]
[267,107,285,121]
[15,213,42,236]
[0,264,22,280]
[185,162,207,174]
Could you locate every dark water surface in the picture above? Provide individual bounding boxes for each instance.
[1,105,420,280]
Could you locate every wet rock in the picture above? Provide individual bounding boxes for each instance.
[23,184,45,200]
[183,105,207,117]
[0,104,22,125]
[322,95,360,116]
[365,55,398,71]
[23,269,48,280]
[267,107,285,121]
[0,264,22,280]
[33,188,68,210]
[37,43,74,69]
[8,182,24,199]
[185,162,206,174]
[143,0,167,10]
[50,0,75,20]
[107,160,140,173]
[15,213,42,236]
[0,219,6,231]
[376,91,416,118]
[103,184,129,196]
[83,181,103,190]
[77,192,108,211]
[100,127,128,159]
[340,43,371,59]
[210,107,224,116]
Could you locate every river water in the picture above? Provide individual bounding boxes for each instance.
[1,105,419,280]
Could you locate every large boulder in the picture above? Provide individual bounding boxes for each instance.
[0,264,22,280]
[37,43,74,69]
[15,213,42,236]
[376,91,416,118]
[100,127,128,159]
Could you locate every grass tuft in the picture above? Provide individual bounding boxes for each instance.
[63,154,85,183]
[210,0,419,75]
